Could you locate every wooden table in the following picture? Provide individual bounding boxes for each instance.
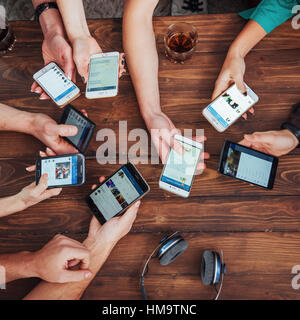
[0,14,299,300]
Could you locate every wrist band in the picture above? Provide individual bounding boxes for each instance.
[35,2,59,22]
[281,122,300,148]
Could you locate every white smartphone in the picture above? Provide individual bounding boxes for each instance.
[202,83,259,132]
[86,52,119,99]
[159,135,203,198]
[33,62,80,107]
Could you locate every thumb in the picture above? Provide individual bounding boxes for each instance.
[33,173,48,196]
[44,122,78,137]
[120,200,140,226]
[62,53,75,81]
[235,75,247,95]
[58,269,92,283]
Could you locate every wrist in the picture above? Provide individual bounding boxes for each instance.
[39,8,64,40]
[228,43,245,59]
[17,251,37,279]
[83,235,116,256]
[282,129,299,149]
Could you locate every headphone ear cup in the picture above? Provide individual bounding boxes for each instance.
[159,239,188,266]
[201,250,215,286]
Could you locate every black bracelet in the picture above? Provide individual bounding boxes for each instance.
[35,2,59,22]
[281,122,300,148]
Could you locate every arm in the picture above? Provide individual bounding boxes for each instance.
[212,20,267,100]
[56,0,101,82]
[123,0,184,162]
[24,177,140,300]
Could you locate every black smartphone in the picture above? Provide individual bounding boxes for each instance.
[35,153,85,188]
[86,163,150,224]
[218,141,278,189]
[59,104,96,153]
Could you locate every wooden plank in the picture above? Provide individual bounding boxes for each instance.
[0,232,299,300]
[0,195,299,236]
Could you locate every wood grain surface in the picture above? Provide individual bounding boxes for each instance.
[0,14,299,300]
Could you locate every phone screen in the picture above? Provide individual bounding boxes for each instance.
[37,65,77,102]
[207,84,256,129]
[64,108,91,149]
[161,140,202,191]
[41,155,78,187]
[89,166,145,221]
[222,143,275,187]
[87,55,119,92]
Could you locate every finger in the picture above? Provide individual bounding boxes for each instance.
[75,58,89,84]
[99,176,106,183]
[39,150,47,158]
[80,109,88,117]
[238,138,253,148]
[200,152,210,160]
[91,184,97,190]
[120,200,140,226]
[40,187,62,201]
[64,246,91,271]
[45,147,57,156]
[62,51,76,81]
[151,131,170,164]
[161,129,183,155]
[26,165,36,172]
[39,92,50,100]
[196,162,206,171]
[45,122,78,137]
[31,82,39,93]
[235,75,247,95]
[211,79,229,101]
[67,259,81,268]
[242,113,248,120]
[58,269,92,283]
[31,83,43,94]
[192,135,207,143]
[249,107,255,114]
[33,173,48,196]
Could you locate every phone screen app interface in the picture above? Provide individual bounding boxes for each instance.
[41,156,78,187]
[207,84,255,129]
[224,143,274,187]
[87,56,118,92]
[90,167,144,221]
[38,65,77,102]
[65,109,90,147]
[161,141,202,191]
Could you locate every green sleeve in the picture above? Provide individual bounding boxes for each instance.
[239,0,300,33]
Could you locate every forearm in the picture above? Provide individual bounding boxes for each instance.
[32,0,64,39]
[0,103,35,135]
[0,251,35,283]
[123,0,161,120]
[0,194,25,218]
[56,0,90,43]
[228,19,267,58]
[24,238,115,300]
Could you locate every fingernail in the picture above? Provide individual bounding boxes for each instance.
[85,272,92,279]
[26,167,31,171]
[34,89,40,94]
[46,147,52,153]
[243,92,247,96]
[135,201,141,207]
[121,71,126,75]
[39,96,47,100]
[39,151,44,156]
[122,59,125,65]
[81,76,85,83]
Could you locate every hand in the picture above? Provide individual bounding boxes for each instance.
[16,173,62,211]
[212,51,254,119]
[85,177,140,249]
[31,112,78,154]
[145,111,210,167]
[32,234,92,283]
[239,129,299,157]
[72,36,127,83]
[32,33,76,100]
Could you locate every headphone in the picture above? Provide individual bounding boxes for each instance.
[140,231,226,300]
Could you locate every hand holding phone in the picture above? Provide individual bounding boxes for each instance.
[86,163,149,224]
[33,62,80,107]
[203,83,259,132]
[59,104,96,153]
[218,140,278,189]
[35,153,85,188]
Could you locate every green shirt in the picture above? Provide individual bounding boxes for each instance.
[239,0,300,33]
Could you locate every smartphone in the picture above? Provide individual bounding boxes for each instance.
[218,141,278,189]
[35,153,85,188]
[59,104,96,153]
[159,135,203,198]
[202,83,259,132]
[86,163,150,224]
[33,62,80,107]
[85,52,119,99]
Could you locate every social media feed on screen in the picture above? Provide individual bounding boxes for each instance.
[86,53,119,98]
[34,63,79,106]
[219,142,278,189]
[89,165,149,223]
[203,83,258,132]
[39,155,83,188]
[160,137,203,197]
[61,105,95,153]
